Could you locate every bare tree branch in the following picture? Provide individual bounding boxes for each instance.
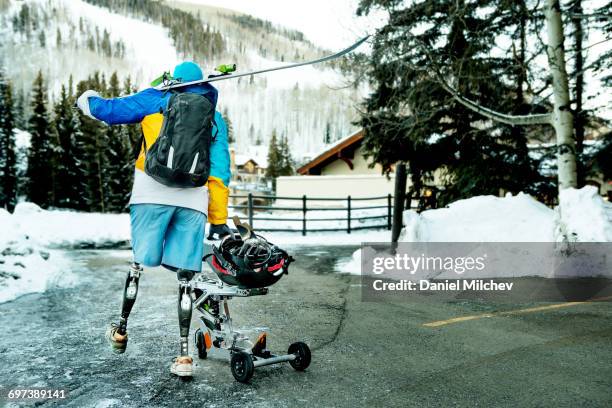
[569,12,612,21]
[405,32,553,126]
[436,78,553,125]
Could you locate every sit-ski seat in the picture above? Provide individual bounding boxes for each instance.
[205,217,293,289]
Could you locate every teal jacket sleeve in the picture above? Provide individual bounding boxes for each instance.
[210,112,231,186]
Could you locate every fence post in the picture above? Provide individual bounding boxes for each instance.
[248,193,253,227]
[387,194,392,230]
[392,162,407,243]
[347,195,352,234]
[302,195,307,236]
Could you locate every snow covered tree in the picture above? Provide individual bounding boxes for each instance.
[103,72,132,212]
[51,82,95,209]
[324,122,332,144]
[0,72,17,211]
[26,71,54,207]
[75,73,108,212]
[68,110,92,211]
[51,85,75,208]
[357,0,604,204]
[38,30,45,47]
[122,76,141,158]
[12,88,27,130]
[357,0,544,205]
[265,129,281,190]
[277,136,295,177]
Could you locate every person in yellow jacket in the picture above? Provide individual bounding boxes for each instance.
[77,61,231,377]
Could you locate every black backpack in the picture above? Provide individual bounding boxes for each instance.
[144,92,214,188]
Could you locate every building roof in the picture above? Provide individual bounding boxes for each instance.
[234,152,269,169]
[297,129,364,175]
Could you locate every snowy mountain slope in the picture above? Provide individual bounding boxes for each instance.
[0,0,363,161]
[0,0,176,98]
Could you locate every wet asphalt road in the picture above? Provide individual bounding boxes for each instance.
[0,247,611,407]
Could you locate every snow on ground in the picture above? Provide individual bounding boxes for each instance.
[246,50,347,90]
[0,203,131,303]
[0,207,75,303]
[336,187,612,276]
[0,201,389,303]
[556,186,612,242]
[267,229,389,246]
[12,203,131,248]
[3,187,609,299]
[401,192,555,242]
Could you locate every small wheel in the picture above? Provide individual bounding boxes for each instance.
[194,329,207,359]
[288,342,311,371]
[230,352,254,383]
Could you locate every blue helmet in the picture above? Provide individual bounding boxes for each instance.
[173,61,203,82]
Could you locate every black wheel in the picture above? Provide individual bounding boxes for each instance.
[230,352,254,383]
[288,342,311,371]
[194,329,207,359]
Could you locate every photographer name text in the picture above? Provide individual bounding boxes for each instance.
[371,279,514,292]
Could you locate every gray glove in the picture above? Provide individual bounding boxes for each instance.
[207,223,231,240]
[76,90,100,119]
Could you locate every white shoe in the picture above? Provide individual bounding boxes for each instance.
[170,356,193,377]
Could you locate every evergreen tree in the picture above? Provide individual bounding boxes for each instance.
[277,136,294,176]
[248,123,255,144]
[265,129,281,189]
[222,108,235,144]
[104,72,132,212]
[13,88,27,129]
[122,76,141,157]
[69,109,91,211]
[52,84,87,208]
[324,122,332,144]
[26,71,54,207]
[356,0,543,205]
[76,74,107,212]
[0,72,17,211]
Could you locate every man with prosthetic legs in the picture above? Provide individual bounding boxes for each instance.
[76,61,231,378]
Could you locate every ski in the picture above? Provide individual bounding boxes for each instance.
[158,35,369,91]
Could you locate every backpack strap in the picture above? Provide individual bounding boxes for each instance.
[212,116,219,142]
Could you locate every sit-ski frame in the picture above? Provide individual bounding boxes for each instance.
[190,275,299,370]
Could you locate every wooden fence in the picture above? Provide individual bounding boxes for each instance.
[228,194,393,235]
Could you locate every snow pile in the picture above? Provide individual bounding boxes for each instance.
[0,203,131,303]
[12,203,131,248]
[0,208,74,303]
[335,249,362,275]
[556,186,612,242]
[401,192,555,242]
[336,187,612,276]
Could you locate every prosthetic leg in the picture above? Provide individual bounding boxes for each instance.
[107,262,142,354]
[171,269,195,378]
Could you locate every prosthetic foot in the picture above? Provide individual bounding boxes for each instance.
[170,356,193,377]
[107,323,128,354]
[108,263,142,354]
[172,269,195,377]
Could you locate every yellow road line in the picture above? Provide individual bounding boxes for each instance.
[423,295,612,328]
